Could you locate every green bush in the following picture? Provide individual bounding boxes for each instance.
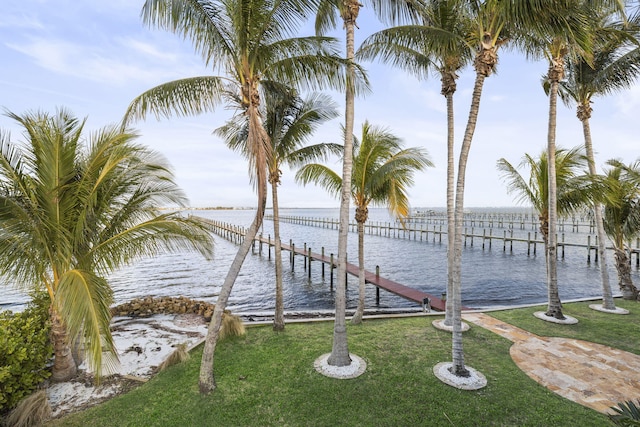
[0,294,53,413]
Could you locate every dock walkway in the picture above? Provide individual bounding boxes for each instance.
[197,217,450,311]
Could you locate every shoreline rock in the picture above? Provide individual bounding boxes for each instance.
[111,296,217,321]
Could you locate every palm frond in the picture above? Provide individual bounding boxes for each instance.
[122,76,228,126]
[56,269,117,379]
[295,163,342,198]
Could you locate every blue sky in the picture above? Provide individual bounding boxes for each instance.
[2,1,639,209]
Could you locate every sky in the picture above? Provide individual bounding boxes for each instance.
[1,1,639,209]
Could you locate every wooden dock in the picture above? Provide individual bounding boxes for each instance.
[267,214,640,266]
[197,217,450,311]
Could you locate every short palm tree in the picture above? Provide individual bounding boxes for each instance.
[215,86,340,331]
[296,121,432,324]
[497,147,589,311]
[357,0,473,327]
[601,160,640,299]
[0,108,213,382]
[123,0,355,394]
[556,9,640,310]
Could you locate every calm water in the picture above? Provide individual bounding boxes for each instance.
[2,208,638,315]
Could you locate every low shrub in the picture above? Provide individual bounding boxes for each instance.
[0,293,53,413]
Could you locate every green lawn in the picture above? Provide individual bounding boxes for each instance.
[51,300,640,427]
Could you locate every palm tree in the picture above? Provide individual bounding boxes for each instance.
[530,1,624,320]
[601,160,640,299]
[314,0,418,368]
[0,108,213,382]
[296,121,432,324]
[556,10,640,311]
[357,0,473,327]
[122,0,357,394]
[215,87,341,331]
[497,146,590,298]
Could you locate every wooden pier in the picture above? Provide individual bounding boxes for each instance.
[267,214,640,266]
[197,217,450,311]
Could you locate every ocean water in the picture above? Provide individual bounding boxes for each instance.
[2,207,638,315]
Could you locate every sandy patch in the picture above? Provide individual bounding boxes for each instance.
[46,314,208,418]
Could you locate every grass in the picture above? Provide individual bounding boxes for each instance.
[50,300,640,427]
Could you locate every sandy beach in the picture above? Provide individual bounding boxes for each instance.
[46,313,208,419]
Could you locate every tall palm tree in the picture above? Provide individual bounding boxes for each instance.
[0,108,213,382]
[530,0,624,320]
[357,0,473,327]
[314,0,418,368]
[556,9,640,311]
[602,160,640,299]
[215,87,341,331]
[296,121,432,324]
[443,0,546,379]
[497,146,590,296]
[122,0,357,394]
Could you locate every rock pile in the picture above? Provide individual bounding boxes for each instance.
[111,296,216,321]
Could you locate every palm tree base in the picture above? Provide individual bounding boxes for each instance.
[534,311,579,324]
[588,304,629,315]
[432,319,470,332]
[433,362,486,390]
[314,353,366,379]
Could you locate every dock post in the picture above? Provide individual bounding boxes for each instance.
[527,232,531,256]
[308,247,312,279]
[503,230,506,252]
[303,243,307,270]
[594,235,599,262]
[259,233,262,255]
[587,235,591,263]
[482,229,486,249]
[291,242,295,271]
[510,230,513,252]
[268,235,272,260]
[321,247,325,277]
[376,265,380,305]
[561,233,565,259]
[330,253,334,290]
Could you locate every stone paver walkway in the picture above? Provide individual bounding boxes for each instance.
[462,312,640,414]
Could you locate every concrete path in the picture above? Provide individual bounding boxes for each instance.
[463,312,640,414]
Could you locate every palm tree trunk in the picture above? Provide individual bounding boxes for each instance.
[445,90,455,326]
[199,189,267,394]
[49,306,78,382]
[272,182,285,331]
[545,76,564,320]
[327,2,358,367]
[614,247,638,300]
[450,71,486,377]
[580,114,615,310]
[351,215,366,325]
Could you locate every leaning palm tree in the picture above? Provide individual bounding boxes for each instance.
[0,108,213,382]
[314,0,418,368]
[497,147,590,302]
[357,0,473,327]
[556,9,640,311]
[215,87,341,331]
[123,0,359,394]
[296,121,432,324]
[601,160,640,299]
